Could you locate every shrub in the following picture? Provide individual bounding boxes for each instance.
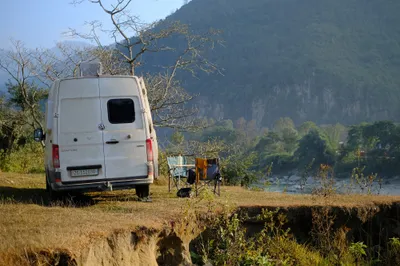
[221,152,259,186]
[158,150,169,177]
[349,242,367,264]
[312,164,336,197]
[0,142,44,174]
[385,237,400,265]
[192,208,324,266]
[261,153,297,174]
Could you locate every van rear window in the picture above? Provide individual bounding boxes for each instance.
[107,99,135,124]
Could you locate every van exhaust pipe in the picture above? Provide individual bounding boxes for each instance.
[106,181,113,191]
[96,182,113,191]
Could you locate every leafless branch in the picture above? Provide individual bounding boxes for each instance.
[68,0,222,130]
[0,40,47,145]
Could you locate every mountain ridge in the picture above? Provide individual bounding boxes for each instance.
[139,0,400,127]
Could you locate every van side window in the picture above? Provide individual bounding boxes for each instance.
[107,99,135,124]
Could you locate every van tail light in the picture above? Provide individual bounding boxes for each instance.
[52,144,60,168]
[146,139,153,162]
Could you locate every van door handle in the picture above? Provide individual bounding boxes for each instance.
[106,140,119,144]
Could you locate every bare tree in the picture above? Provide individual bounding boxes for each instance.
[145,73,203,129]
[144,25,221,129]
[69,0,205,75]
[0,41,47,132]
[0,1,220,134]
[0,41,106,149]
[67,0,222,130]
[30,42,101,88]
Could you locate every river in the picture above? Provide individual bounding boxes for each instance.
[258,175,400,195]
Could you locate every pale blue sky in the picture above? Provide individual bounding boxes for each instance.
[0,0,184,49]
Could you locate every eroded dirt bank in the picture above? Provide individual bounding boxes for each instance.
[13,202,400,266]
[17,220,204,266]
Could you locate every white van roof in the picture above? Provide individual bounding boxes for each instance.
[57,75,142,82]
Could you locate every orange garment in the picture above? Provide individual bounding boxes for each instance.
[195,158,208,182]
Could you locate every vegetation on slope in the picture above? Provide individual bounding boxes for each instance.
[141,0,400,126]
[161,117,400,186]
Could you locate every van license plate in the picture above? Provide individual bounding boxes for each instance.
[71,169,99,177]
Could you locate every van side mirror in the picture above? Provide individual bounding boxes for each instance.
[34,128,44,142]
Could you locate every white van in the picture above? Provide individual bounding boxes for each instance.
[34,62,158,200]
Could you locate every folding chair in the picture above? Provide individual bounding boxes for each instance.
[194,158,222,196]
[167,156,195,192]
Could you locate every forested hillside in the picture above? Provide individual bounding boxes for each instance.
[140,0,400,128]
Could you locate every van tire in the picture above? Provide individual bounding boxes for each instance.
[136,185,150,198]
[45,175,50,192]
[46,180,65,203]
[48,188,65,203]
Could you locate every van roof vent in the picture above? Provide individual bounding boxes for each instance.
[78,61,102,77]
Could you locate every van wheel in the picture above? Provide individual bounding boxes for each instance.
[47,185,65,203]
[48,189,62,202]
[136,185,150,199]
[45,175,58,201]
[45,176,50,192]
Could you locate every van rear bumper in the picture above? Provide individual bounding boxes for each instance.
[48,171,153,192]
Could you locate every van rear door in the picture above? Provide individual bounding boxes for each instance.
[57,79,106,183]
[99,77,148,179]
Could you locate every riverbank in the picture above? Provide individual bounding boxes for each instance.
[1,173,400,265]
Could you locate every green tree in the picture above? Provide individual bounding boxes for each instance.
[234,117,247,133]
[246,119,258,141]
[389,126,400,153]
[364,121,396,149]
[167,131,185,154]
[295,129,335,169]
[254,132,284,155]
[346,124,366,151]
[321,123,346,151]
[281,127,299,154]
[274,117,295,133]
[298,121,318,137]
[218,119,234,130]
[222,152,259,186]
[199,119,238,143]
[171,131,185,145]
[346,121,396,153]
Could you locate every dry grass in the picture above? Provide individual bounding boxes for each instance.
[224,186,400,208]
[1,173,400,260]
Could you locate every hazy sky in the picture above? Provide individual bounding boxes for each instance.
[0,0,184,49]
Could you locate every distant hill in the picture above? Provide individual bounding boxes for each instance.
[138,0,400,127]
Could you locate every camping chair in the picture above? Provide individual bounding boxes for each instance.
[167,156,195,192]
[194,158,222,196]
